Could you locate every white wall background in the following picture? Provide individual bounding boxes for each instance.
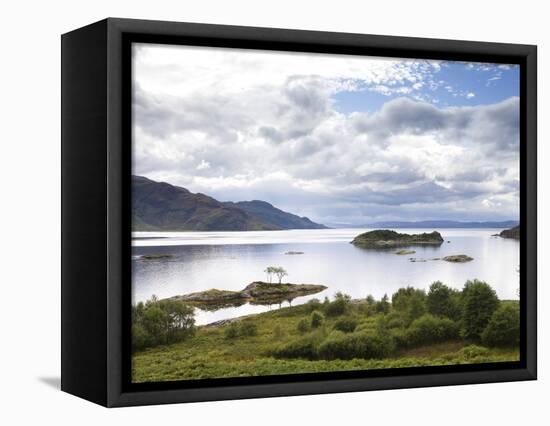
[0,0,546,423]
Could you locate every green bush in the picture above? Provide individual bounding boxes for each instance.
[365,294,376,305]
[385,311,408,329]
[296,318,310,334]
[427,281,462,321]
[333,318,358,333]
[131,323,149,351]
[273,324,285,340]
[461,280,499,341]
[131,296,195,350]
[317,330,395,360]
[376,294,390,314]
[481,304,520,347]
[355,320,377,334]
[310,310,325,328]
[389,328,410,348]
[305,298,322,313]
[392,287,427,325]
[240,321,258,337]
[404,314,460,348]
[271,333,322,359]
[224,323,239,340]
[324,292,351,317]
[459,345,490,360]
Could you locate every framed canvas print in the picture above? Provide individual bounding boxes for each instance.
[61,18,537,407]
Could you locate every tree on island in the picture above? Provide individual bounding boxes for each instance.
[264,266,277,283]
[273,267,288,284]
[264,266,288,284]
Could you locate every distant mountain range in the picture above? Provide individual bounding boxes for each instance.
[360,220,519,229]
[132,175,327,231]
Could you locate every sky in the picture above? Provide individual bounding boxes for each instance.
[132,43,520,226]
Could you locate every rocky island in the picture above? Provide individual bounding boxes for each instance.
[351,229,444,248]
[166,281,327,307]
[140,254,174,260]
[443,254,474,263]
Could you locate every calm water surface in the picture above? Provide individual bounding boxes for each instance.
[132,228,519,325]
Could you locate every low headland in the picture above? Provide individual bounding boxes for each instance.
[499,225,520,240]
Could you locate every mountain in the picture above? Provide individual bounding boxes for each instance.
[132,176,326,231]
[361,220,519,229]
[223,200,328,230]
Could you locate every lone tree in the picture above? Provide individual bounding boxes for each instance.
[273,266,288,284]
[264,266,276,283]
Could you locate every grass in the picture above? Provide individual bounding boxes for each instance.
[132,301,519,383]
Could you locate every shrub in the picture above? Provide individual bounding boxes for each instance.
[296,318,310,334]
[481,304,520,347]
[333,318,358,333]
[324,292,351,317]
[357,302,376,317]
[271,333,323,359]
[385,311,408,329]
[131,296,195,350]
[355,320,377,334]
[376,294,390,314]
[224,323,239,340]
[461,280,499,341]
[365,294,376,306]
[305,298,322,313]
[389,328,410,348]
[273,324,285,340]
[392,287,427,325]
[310,310,325,328]
[427,281,462,321]
[131,323,150,351]
[318,330,395,360]
[359,295,377,316]
[459,345,490,360]
[240,321,258,337]
[404,314,460,348]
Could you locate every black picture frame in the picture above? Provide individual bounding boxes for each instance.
[61,17,537,407]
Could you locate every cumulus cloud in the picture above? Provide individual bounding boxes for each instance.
[132,44,520,225]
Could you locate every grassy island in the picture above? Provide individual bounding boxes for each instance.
[132,280,519,383]
[351,230,444,248]
[167,282,327,307]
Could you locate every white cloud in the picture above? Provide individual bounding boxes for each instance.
[132,44,520,224]
[196,160,210,170]
[466,92,475,99]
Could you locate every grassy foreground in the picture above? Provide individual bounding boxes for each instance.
[132,295,519,383]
